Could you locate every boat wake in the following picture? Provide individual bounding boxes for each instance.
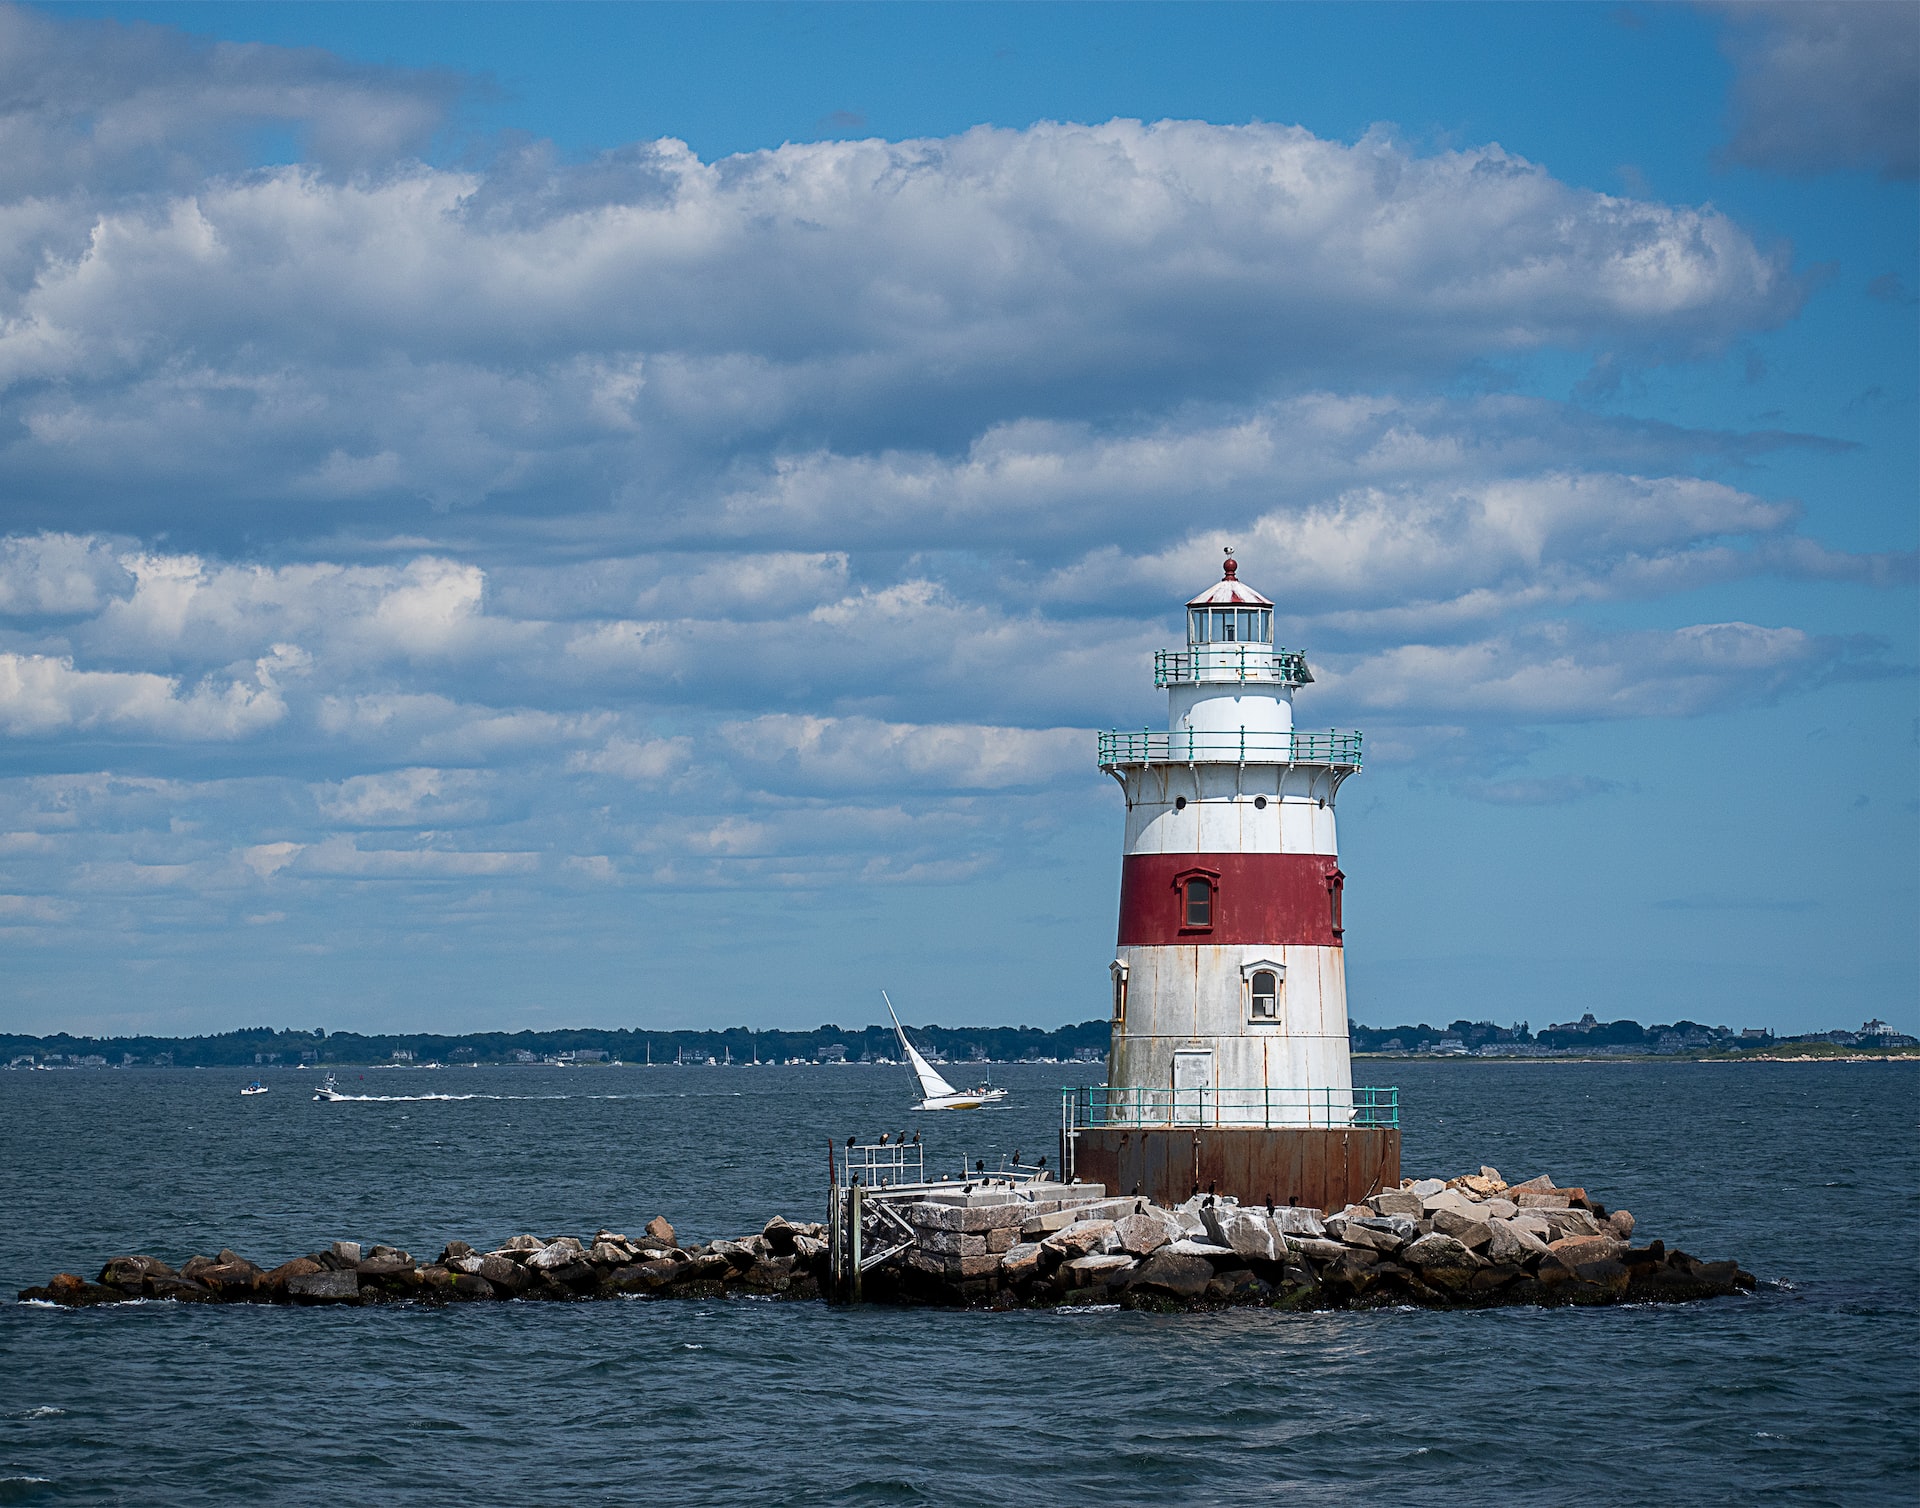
[313,1090,746,1104]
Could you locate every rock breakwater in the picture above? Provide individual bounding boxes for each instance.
[18,1167,1753,1313]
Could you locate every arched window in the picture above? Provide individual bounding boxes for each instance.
[1184,876,1213,928]
[1250,970,1278,1020]
[1110,961,1129,1025]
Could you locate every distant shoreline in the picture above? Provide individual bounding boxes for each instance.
[1353,1050,1920,1065]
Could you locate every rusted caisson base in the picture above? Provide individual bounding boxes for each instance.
[1072,1126,1400,1211]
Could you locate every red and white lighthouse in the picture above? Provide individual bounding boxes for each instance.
[1065,550,1399,1210]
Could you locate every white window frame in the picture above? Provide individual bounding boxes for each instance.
[1240,958,1286,1023]
[1109,959,1130,1026]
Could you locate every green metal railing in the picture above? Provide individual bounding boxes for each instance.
[1154,646,1314,689]
[1062,1084,1399,1132]
[1097,728,1363,769]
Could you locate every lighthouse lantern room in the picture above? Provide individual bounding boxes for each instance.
[1063,550,1400,1211]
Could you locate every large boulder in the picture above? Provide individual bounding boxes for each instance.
[1505,1174,1554,1195]
[1407,1178,1446,1198]
[287,1268,360,1303]
[1112,1211,1176,1258]
[1486,1218,1550,1264]
[761,1217,801,1256]
[1041,1220,1116,1260]
[1336,1221,1405,1256]
[526,1238,585,1272]
[1607,1209,1636,1240]
[1421,1188,1483,1220]
[262,1258,323,1295]
[1479,1197,1519,1220]
[1127,1249,1214,1299]
[1367,1189,1423,1218]
[1286,1237,1351,1264]
[1430,1207,1493,1252]
[1402,1233,1482,1271]
[1548,1234,1627,1266]
[1208,1210,1279,1262]
[328,1240,363,1264]
[998,1242,1044,1283]
[1270,1206,1327,1238]
[497,1234,546,1254]
[644,1216,676,1246]
[1542,1208,1603,1240]
[477,1254,530,1291]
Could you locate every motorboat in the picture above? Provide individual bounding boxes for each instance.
[311,1074,345,1102]
[883,991,1008,1112]
[240,1081,269,1096]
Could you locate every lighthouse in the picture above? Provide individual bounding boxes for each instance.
[1062,550,1400,1211]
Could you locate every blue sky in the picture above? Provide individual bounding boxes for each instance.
[0,1,1913,1038]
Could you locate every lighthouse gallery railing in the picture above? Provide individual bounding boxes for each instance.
[1062,1084,1399,1133]
[1097,728,1363,768]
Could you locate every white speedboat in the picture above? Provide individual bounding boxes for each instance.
[884,991,1008,1112]
[311,1074,345,1101]
[240,1081,269,1096]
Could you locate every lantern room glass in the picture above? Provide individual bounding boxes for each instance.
[1188,608,1272,646]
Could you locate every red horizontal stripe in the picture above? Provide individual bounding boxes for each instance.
[1117,851,1343,947]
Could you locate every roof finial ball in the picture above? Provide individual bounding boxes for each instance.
[1222,546,1237,580]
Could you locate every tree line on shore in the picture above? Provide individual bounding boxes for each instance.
[2,1020,1112,1069]
[6,1012,1910,1070]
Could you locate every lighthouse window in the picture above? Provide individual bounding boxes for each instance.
[1250,971,1278,1020]
[1183,877,1213,928]
[1212,608,1237,642]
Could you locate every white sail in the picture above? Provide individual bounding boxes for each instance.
[883,991,960,1102]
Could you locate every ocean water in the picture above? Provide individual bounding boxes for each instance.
[2,1059,1915,1505]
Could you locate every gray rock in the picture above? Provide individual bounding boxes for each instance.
[288,1268,359,1302]
[1212,1211,1279,1262]
[999,1242,1043,1282]
[1480,1197,1519,1220]
[1486,1218,1550,1263]
[1402,1233,1482,1270]
[1408,1178,1446,1198]
[527,1238,585,1271]
[1421,1188,1483,1219]
[328,1241,362,1264]
[1041,1220,1116,1259]
[1337,1225,1399,1256]
[1367,1189,1424,1218]
[1064,1253,1134,1276]
[1285,1237,1350,1263]
[1511,1214,1554,1242]
[1430,1207,1493,1251]
[1505,1174,1555,1195]
[1542,1208,1602,1240]
[1128,1249,1214,1298]
[1607,1209,1636,1240]
[1173,1209,1208,1237]
[1112,1211,1177,1257]
[1164,1238,1234,1258]
[477,1254,529,1291]
[1270,1206,1327,1237]
[497,1234,547,1253]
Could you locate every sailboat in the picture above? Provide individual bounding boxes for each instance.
[883,991,1008,1112]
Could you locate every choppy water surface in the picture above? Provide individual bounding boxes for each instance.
[2,1060,1915,1504]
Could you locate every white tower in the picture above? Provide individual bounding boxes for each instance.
[1066,550,1396,1209]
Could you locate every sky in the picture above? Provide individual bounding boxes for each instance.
[0,0,1913,1039]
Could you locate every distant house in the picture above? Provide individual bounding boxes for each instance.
[817,1044,849,1062]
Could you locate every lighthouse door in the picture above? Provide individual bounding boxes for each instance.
[1172,1047,1214,1125]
